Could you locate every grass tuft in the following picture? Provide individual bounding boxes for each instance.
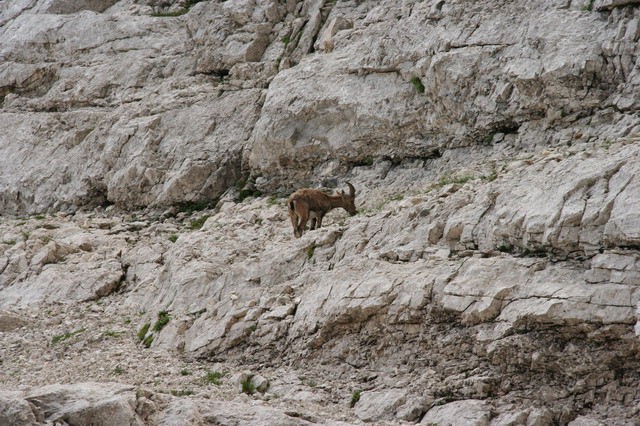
[153,310,170,332]
[350,390,362,408]
[188,215,210,230]
[51,328,86,345]
[143,334,154,348]
[267,196,280,206]
[137,323,151,342]
[410,76,425,94]
[433,173,475,189]
[306,243,316,259]
[241,376,256,395]
[237,188,262,202]
[204,370,226,385]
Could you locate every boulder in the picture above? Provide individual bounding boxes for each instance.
[25,383,144,425]
[421,399,491,426]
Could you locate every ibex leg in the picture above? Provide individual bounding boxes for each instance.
[296,210,309,238]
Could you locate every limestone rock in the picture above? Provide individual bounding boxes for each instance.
[0,310,26,332]
[354,389,406,422]
[0,391,39,425]
[25,382,144,425]
[421,399,491,426]
[251,374,270,394]
[568,416,604,426]
[316,16,353,53]
[159,398,318,425]
[33,0,119,14]
[594,0,640,10]
[1,1,640,425]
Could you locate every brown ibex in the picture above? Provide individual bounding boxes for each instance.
[288,182,357,238]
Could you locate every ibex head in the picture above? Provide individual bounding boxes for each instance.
[340,182,357,216]
[287,182,357,238]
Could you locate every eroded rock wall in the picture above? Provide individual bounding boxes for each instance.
[2,0,639,212]
[1,0,640,424]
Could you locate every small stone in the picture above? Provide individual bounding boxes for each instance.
[251,375,269,393]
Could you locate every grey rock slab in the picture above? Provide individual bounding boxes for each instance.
[0,310,27,331]
[421,399,491,426]
[354,389,406,422]
[595,0,640,10]
[158,397,319,425]
[0,258,123,308]
[0,390,39,425]
[25,382,144,426]
[33,0,119,14]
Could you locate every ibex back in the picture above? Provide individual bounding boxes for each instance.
[288,182,356,238]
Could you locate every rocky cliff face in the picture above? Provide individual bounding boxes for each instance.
[2,0,640,424]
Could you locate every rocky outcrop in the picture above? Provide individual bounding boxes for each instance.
[2,0,639,212]
[0,390,39,426]
[2,0,640,424]
[248,0,639,191]
[3,381,326,425]
[421,399,491,426]
[25,382,144,425]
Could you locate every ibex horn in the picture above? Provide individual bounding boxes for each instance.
[346,182,355,198]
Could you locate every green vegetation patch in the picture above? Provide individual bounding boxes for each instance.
[51,328,86,345]
[237,188,262,202]
[152,310,171,332]
[482,166,498,182]
[350,390,362,408]
[175,201,212,214]
[241,376,256,395]
[137,323,151,342]
[235,174,262,202]
[497,243,515,254]
[410,76,425,94]
[433,173,475,189]
[267,196,280,206]
[188,215,210,230]
[580,0,595,11]
[143,334,154,348]
[204,370,226,385]
[306,243,316,259]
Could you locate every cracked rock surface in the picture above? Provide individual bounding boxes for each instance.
[1,0,640,424]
